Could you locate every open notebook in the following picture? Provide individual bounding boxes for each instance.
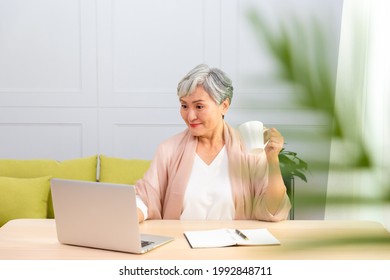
[184,228,280,248]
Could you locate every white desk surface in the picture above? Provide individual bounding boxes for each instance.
[0,219,389,260]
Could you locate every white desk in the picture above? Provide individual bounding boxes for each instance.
[0,219,389,260]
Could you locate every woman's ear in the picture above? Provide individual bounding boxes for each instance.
[221,98,230,115]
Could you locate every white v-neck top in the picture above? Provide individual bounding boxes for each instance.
[180,146,234,220]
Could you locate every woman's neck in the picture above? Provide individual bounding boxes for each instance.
[196,124,225,165]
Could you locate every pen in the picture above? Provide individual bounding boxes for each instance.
[235,229,249,240]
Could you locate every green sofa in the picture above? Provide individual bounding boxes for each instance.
[0,155,151,227]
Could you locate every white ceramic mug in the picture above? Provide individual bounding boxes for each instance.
[238,121,267,154]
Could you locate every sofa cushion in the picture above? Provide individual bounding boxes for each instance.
[0,176,51,227]
[0,156,97,180]
[52,156,98,181]
[0,156,98,218]
[99,155,150,185]
[0,159,58,178]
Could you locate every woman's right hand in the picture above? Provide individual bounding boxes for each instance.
[137,208,145,223]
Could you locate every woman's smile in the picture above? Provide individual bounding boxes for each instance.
[189,123,202,128]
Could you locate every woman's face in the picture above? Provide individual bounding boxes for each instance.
[179,86,229,138]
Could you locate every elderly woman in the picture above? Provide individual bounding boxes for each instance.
[135,64,291,222]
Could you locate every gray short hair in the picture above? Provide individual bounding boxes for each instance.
[177,64,233,105]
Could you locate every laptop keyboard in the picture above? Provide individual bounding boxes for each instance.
[141,240,154,247]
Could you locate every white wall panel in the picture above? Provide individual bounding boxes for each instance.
[99,108,185,159]
[0,0,97,107]
[0,108,98,160]
[97,0,220,108]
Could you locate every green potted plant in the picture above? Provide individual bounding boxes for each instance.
[278,148,308,219]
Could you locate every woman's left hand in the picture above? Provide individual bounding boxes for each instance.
[264,128,284,162]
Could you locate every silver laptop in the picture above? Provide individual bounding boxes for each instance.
[50,178,173,254]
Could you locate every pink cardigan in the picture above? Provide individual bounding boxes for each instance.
[135,122,291,221]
